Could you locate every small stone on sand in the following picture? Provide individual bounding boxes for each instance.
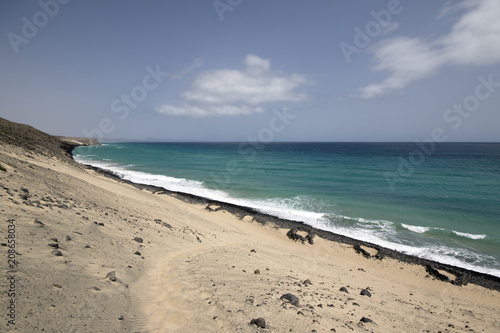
[250,317,266,328]
[281,293,300,306]
[106,271,117,281]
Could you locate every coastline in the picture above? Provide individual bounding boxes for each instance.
[84,163,500,292]
[1,125,499,331]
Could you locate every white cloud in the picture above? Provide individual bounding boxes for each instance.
[359,37,442,99]
[183,54,309,104]
[244,54,270,75]
[156,54,310,117]
[440,0,500,66]
[358,0,500,99]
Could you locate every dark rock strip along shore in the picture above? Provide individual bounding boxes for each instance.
[82,163,500,292]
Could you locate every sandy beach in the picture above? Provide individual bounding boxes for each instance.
[1,122,499,332]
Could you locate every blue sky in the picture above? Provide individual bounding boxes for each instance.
[1,0,499,142]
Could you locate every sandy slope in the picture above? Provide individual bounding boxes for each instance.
[1,142,499,333]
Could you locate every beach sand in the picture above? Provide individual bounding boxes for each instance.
[1,138,500,332]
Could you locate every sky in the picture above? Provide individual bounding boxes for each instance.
[1,0,499,142]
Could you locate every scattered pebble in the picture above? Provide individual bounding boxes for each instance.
[51,250,63,256]
[250,317,266,328]
[339,287,349,293]
[133,237,143,243]
[281,293,300,306]
[360,317,376,324]
[106,271,117,282]
[360,289,372,297]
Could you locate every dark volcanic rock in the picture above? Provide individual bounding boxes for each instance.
[426,265,450,282]
[51,250,63,256]
[360,289,372,297]
[280,293,300,306]
[250,317,266,328]
[133,237,143,243]
[305,233,315,245]
[354,244,371,258]
[286,228,315,245]
[360,317,375,324]
[287,228,306,243]
[48,243,59,249]
[339,287,349,293]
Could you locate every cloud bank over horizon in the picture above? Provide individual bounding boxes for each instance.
[156,54,311,118]
[358,0,500,99]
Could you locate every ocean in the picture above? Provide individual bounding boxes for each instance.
[74,142,500,277]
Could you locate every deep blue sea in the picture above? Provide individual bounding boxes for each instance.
[74,142,500,277]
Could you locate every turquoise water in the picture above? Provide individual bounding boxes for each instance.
[74,142,500,277]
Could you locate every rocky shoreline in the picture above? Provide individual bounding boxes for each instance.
[83,163,500,292]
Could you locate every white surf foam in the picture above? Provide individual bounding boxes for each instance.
[74,156,500,278]
[401,223,487,240]
[452,231,487,240]
[401,223,431,233]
